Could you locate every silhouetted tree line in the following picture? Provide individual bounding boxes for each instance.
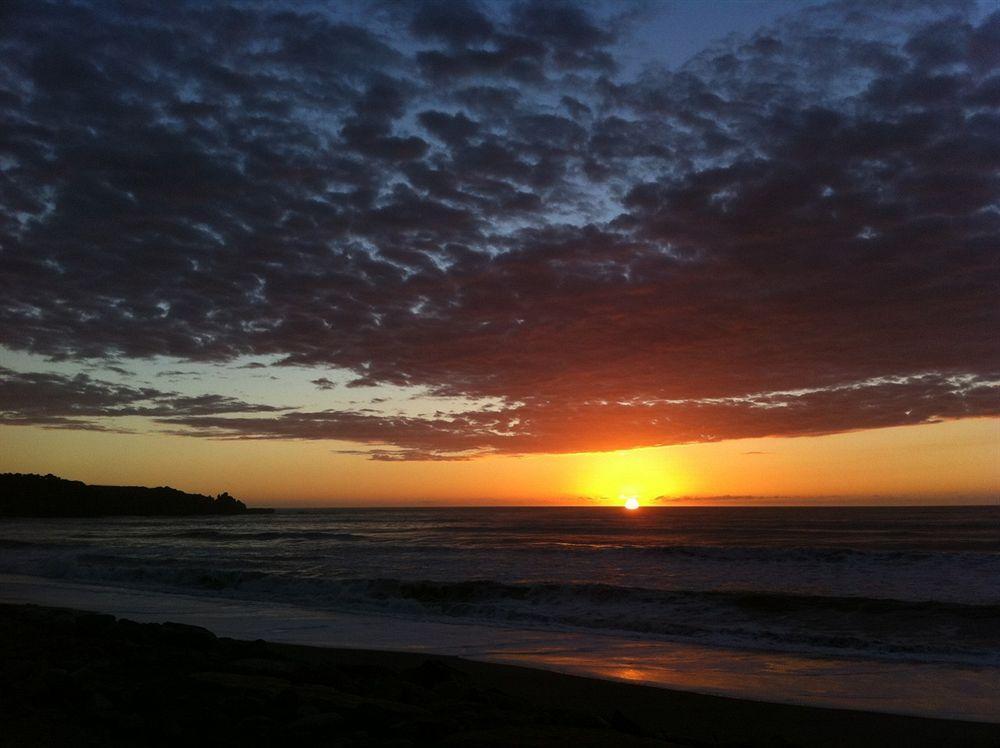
[0,473,264,517]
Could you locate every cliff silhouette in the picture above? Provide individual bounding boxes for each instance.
[0,473,271,517]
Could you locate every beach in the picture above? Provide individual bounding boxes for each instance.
[4,601,1000,747]
[2,507,999,726]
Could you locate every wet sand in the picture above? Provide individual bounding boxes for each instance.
[2,602,998,747]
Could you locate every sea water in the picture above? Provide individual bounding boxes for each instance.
[2,506,998,720]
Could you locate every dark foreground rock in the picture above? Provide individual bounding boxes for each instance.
[0,473,272,516]
[1,603,998,747]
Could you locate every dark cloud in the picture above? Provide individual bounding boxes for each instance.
[85,364,136,377]
[0,0,997,458]
[410,0,495,46]
[156,373,999,458]
[311,377,337,390]
[512,0,612,50]
[0,367,291,431]
[417,110,480,145]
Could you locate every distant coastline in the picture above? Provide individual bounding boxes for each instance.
[0,473,273,517]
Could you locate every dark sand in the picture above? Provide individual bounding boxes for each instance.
[2,603,997,747]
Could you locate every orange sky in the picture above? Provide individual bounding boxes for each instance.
[3,417,996,506]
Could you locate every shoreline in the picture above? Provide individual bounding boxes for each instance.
[3,572,999,724]
[2,602,999,747]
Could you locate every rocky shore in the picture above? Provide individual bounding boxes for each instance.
[2,602,997,747]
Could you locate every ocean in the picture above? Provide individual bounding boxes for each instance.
[2,506,999,720]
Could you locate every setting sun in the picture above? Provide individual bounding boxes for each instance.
[624,496,640,511]
[576,448,685,505]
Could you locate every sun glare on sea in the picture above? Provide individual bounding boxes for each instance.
[623,496,640,511]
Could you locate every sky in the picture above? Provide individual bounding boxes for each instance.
[1,0,998,505]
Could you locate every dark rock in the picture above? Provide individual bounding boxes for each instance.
[289,711,345,733]
[348,699,431,725]
[40,668,77,700]
[75,613,117,636]
[112,713,145,733]
[232,657,299,677]
[236,715,278,734]
[188,671,290,697]
[609,708,643,735]
[160,621,217,648]
[90,692,114,711]
[115,618,156,641]
[274,686,300,712]
[404,659,460,689]
[70,661,109,684]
